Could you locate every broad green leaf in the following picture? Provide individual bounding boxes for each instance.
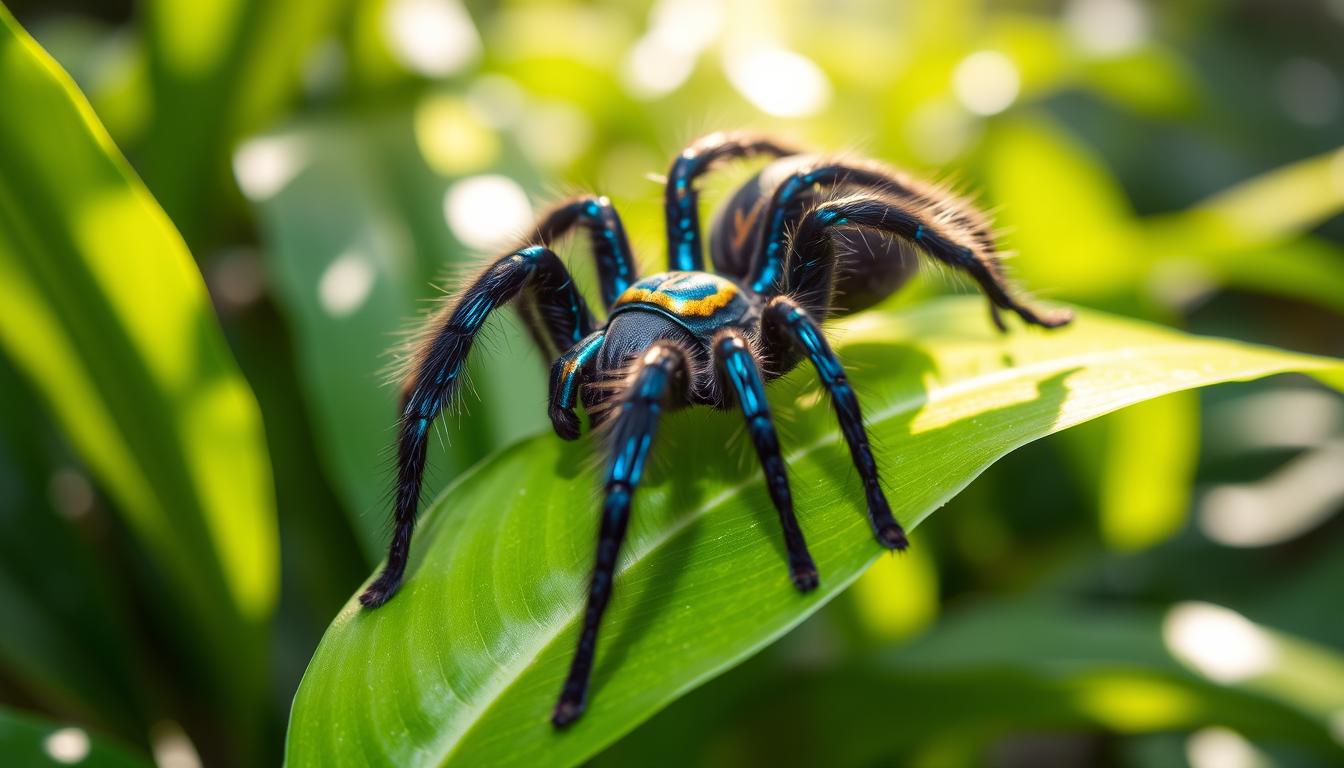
[0,3,276,725]
[240,115,550,557]
[0,708,149,768]
[287,299,1343,767]
[600,600,1344,766]
[140,0,348,244]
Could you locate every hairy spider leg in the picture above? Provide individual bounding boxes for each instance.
[713,332,819,591]
[665,132,797,272]
[746,162,995,295]
[553,343,689,728]
[787,198,1074,329]
[548,329,606,440]
[534,195,640,309]
[360,246,595,609]
[763,297,908,551]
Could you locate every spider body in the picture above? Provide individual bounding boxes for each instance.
[358,133,1073,729]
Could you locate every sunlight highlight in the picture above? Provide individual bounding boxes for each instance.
[43,727,89,764]
[1186,727,1260,768]
[953,51,1019,116]
[443,175,533,251]
[1199,440,1344,547]
[725,47,831,117]
[623,0,723,98]
[384,0,481,77]
[1064,0,1150,55]
[318,249,376,318]
[1163,602,1276,684]
[233,135,308,202]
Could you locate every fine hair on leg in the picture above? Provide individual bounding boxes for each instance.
[712,330,819,590]
[762,296,908,551]
[552,342,690,727]
[360,246,593,609]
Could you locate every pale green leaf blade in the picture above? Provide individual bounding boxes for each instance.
[287,299,1343,767]
[0,3,277,711]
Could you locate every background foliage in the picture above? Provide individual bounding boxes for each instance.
[1,0,1342,766]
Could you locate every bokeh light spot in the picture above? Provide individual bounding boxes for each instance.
[726,48,831,118]
[953,51,1020,116]
[43,727,89,764]
[318,250,376,318]
[384,0,481,78]
[444,175,533,251]
[1163,602,1276,683]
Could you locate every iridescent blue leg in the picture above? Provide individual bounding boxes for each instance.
[665,132,797,271]
[553,343,689,728]
[535,195,639,308]
[548,329,605,439]
[747,162,993,295]
[785,198,1073,328]
[360,246,594,609]
[713,332,818,591]
[763,297,908,551]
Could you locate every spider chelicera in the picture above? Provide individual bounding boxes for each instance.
[358,132,1073,727]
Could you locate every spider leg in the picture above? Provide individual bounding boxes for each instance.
[786,197,1074,329]
[666,132,798,272]
[712,332,818,591]
[534,196,640,308]
[548,329,606,439]
[553,342,690,728]
[360,245,594,609]
[746,160,994,295]
[763,296,908,551]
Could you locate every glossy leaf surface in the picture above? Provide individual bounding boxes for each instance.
[288,299,1343,767]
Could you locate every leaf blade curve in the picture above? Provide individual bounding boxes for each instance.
[287,299,1343,767]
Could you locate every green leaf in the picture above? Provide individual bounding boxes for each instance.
[287,299,1343,767]
[140,0,347,244]
[0,707,149,768]
[598,600,1344,766]
[0,3,276,724]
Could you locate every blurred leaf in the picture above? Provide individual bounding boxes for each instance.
[1151,146,1344,254]
[0,707,149,768]
[1098,391,1199,550]
[140,0,348,244]
[287,299,1343,767]
[0,4,276,735]
[598,600,1344,767]
[1078,47,1200,117]
[0,359,145,739]
[986,115,1145,299]
[240,115,549,557]
[847,541,939,643]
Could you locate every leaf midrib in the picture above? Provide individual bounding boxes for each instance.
[424,335,1237,766]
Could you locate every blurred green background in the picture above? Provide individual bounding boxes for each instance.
[1,0,1342,765]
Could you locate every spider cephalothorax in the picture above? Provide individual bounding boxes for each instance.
[358,132,1073,728]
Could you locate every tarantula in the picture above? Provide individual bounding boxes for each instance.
[358,132,1073,728]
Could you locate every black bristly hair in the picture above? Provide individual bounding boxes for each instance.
[359,132,1073,728]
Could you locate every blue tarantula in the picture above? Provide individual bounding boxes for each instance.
[358,132,1073,727]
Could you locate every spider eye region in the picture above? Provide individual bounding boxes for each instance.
[610,271,751,338]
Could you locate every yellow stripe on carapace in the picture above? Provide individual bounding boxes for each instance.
[614,277,739,317]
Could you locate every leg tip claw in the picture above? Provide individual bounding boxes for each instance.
[551,699,585,729]
[876,522,909,551]
[358,573,401,609]
[790,562,820,592]
[550,407,581,441]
